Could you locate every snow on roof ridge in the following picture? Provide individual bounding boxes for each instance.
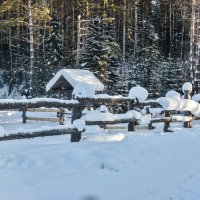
[46,69,104,92]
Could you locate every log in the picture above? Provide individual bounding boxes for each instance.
[26,117,61,122]
[150,116,193,124]
[85,118,135,126]
[77,97,160,108]
[0,99,82,110]
[26,108,68,112]
[0,128,81,142]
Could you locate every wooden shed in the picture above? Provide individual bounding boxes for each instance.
[46,69,104,99]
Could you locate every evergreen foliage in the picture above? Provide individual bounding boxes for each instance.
[35,14,64,96]
[0,0,197,98]
[131,1,163,98]
[161,58,187,95]
[81,17,121,90]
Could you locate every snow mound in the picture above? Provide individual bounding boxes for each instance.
[157,97,200,116]
[86,133,125,142]
[83,111,116,122]
[166,90,181,100]
[83,125,105,136]
[182,82,193,93]
[0,154,17,169]
[128,86,148,101]
[192,94,200,102]
[115,110,142,120]
[139,114,151,125]
[73,119,85,131]
[98,105,109,113]
[156,97,180,110]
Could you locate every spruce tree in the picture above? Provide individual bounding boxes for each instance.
[131,1,163,98]
[161,58,187,95]
[81,16,121,93]
[35,14,64,96]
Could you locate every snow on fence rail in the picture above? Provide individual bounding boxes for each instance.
[77,96,160,108]
[0,98,81,110]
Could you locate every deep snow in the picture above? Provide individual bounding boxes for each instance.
[1,111,200,200]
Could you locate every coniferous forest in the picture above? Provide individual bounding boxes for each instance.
[0,0,199,98]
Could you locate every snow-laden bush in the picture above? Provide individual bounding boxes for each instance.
[128,86,148,101]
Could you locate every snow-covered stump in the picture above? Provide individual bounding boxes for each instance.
[128,100,135,131]
[183,90,192,128]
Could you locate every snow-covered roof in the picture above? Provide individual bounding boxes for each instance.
[46,69,104,92]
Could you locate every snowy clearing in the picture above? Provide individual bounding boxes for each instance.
[0,111,200,200]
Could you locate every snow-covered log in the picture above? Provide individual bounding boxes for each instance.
[77,97,160,108]
[0,128,81,142]
[85,118,135,126]
[0,98,81,110]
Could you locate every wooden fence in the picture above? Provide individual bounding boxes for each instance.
[0,91,198,142]
[0,99,83,142]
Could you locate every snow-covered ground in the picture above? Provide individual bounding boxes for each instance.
[1,111,200,200]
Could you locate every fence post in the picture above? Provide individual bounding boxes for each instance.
[71,107,82,124]
[22,108,27,124]
[183,90,192,128]
[146,107,155,130]
[59,107,64,125]
[128,100,135,131]
[71,106,82,142]
[71,129,82,142]
[164,110,171,132]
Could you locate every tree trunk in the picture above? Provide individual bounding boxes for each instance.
[190,0,196,83]
[122,0,126,80]
[134,0,138,62]
[8,27,13,96]
[76,15,81,67]
[28,0,35,97]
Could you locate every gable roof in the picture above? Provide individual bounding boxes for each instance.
[46,69,104,92]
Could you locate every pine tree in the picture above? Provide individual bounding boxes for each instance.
[161,58,187,95]
[81,16,121,88]
[131,1,163,98]
[35,14,64,96]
